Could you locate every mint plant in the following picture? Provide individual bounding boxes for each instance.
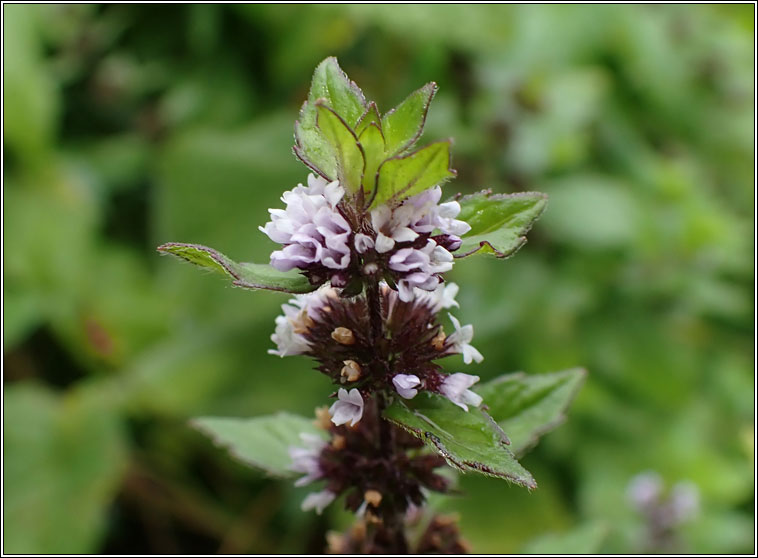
[158,57,585,553]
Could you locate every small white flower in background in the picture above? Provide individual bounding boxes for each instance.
[669,481,700,523]
[329,388,364,426]
[626,471,663,510]
[446,314,483,364]
[260,174,352,271]
[439,373,483,411]
[289,433,327,487]
[392,374,421,399]
[301,489,336,514]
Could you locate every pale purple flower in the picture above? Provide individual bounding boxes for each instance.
[260,174,352,271]
[403,186,471,238]
[439,373,483,411]
[392,374,421,399]
[269,285,338,357]
[446,314,483,364]
[370,205,419,253]
[384,281,460,313]
[626,471,663,510]
[354,233,374,254]
[289,433,327,487]
[390,240,454,302]
[669,482,700,523]
[329,388,364,426]
[269,311,312,357]
[301,489,336,514]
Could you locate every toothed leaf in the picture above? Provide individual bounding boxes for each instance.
[457,191,548,258]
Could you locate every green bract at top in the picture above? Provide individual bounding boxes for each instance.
[294,57,455,210]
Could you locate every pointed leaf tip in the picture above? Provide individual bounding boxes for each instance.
[382,81,438,156]
[370,140,455,208]
[476,368,586,456]
[456,191,548,258]
[383,392,536,488]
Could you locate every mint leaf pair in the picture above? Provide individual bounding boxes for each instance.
[193,369,585,487]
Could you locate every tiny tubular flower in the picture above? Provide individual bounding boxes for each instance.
[354,233,375,254]
[370,205,419,253]
[329,388,364,426]
[289,433,327,487]
[301,489,336,514]
[439,373,483,411]
[269,286,338,357]
[403,186,471,239]
[446,314,484,364]
[392,374,421,399]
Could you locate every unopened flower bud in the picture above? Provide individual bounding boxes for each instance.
[291,310,315,335]
[330,272,350,288]
[332,327,356,345]
[431,328,446,350]
[331,434,346,450]
[314,406,332,430]
[341,360,362,382]
[362,262,379,276]
[364,489,382,507]
[434,234,462,252]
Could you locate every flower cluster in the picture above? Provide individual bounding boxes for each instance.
[269,279,484,425]
[260,175,470,300]
[289,402,450,520]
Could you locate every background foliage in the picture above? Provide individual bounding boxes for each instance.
[3,4,754,554]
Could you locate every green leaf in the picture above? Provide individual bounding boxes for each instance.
[382,82,437,156]
[157,242,316,293]
[306,56,367,127]
[294,57,366,179]
[4,383,127,553]
[354,101,382,136]
[358,122,385,202]
[383,392,536,488]
[371,140,456,208]
[476,368,586,456]
[191,413,326,477]
[315,102,365,193]
[457,191,548,258]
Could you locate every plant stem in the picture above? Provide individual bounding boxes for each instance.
[363,279,409,553]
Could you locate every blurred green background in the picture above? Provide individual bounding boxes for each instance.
[3,4,754,554]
